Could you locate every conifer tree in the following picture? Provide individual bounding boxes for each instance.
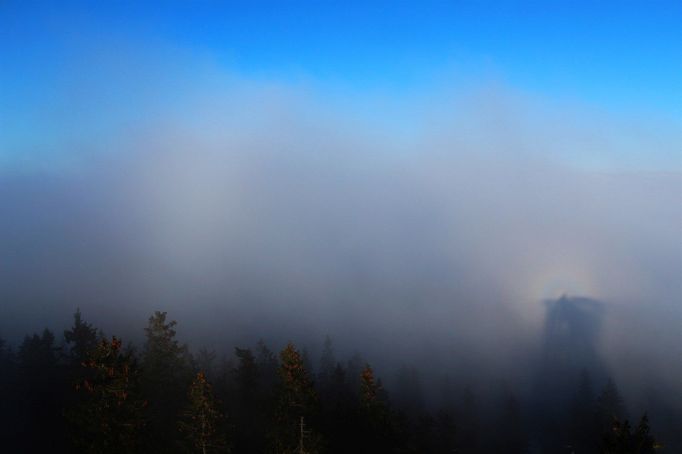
[233,347,264,452]
[601,414,660,453]
[0,337,19,449]
[179,371,228,454]
[256,339,280,392]
[317,336,336,396]
[64,308,100,366]
[194,348,217,380]
[359,364,393,453]
[319,361,355,454]
[273,342,320,454]
[360,364,382,412]
[18,329,67,451]
[141,311,192,453]
[597,378,627,431]
[345,352,365,398]
[234,347,259,398]
[69,336,145,454]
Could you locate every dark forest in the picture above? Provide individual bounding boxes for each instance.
[2,297,679,453]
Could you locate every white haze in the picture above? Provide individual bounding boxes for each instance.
[1,70,681,405]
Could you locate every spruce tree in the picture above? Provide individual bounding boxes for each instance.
[359,364,393,453]
[597,378,627,431]
[273,342,320,454]
[64,308,100,367]
[317,336,335,394]
[141,311,192,453]
[233,347,263,453]
[600,414,660,453]
[69,337,145,454]
[256,339,279,393]
[179,371,228,454]
[18,329,67,452]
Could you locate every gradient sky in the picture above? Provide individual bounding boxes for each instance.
[1,1,681,170]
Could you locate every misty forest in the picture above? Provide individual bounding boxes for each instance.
[1,298,679,453]
[3,2,682,454]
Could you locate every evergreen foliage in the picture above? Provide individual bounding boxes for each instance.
[601,414,660,454]
[0,315,677,453]
[141,311,193,453]
[64,308,100,366]
[273,342,321,454]
[179,371,228,454]
[69,336,145,454]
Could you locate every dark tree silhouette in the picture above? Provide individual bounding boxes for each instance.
[69,337,145,454]
[272,342,321,454]
[179,371,229,454]
[0,310,675,454]
[600,414,660,454]
[233,347,264,453]
[63,308,100,367]
[317,336,336,398]
[17,329,67,452]
[597,378,627,432]
[141,311,192,453]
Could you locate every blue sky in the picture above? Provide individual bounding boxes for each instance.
[1,1,681,170]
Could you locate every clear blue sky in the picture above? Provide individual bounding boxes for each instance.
[1,1,681,169]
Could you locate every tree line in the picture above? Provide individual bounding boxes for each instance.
[0,309,668,453]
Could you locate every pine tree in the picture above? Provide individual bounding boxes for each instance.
[301,347,313,379]
[18,329,67,451]
[597,378,627,431]
[179,371,228,454]
[234,347,259,398]
[233,347,263,452]
[360,364,381,412]
[256,339,280,392]
[345,352,365,398]
[0,337,19,450]
[317,336,335,395]
[141,311,192,453]
[273,342,320,454]
[319,361,355,454]
[212,355,235,429]
[64,308,100,366]
[69,336,145,454]
[632,415,660,453]
[359,364,393,453]
[194,348,217,380]
[600,414,660,453]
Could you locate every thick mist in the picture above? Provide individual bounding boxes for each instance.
[1,79,681,409]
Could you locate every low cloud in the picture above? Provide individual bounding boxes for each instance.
[1,72,681,399]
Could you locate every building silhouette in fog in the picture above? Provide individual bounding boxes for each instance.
[530,295,609,450]
[542,295,606,382]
